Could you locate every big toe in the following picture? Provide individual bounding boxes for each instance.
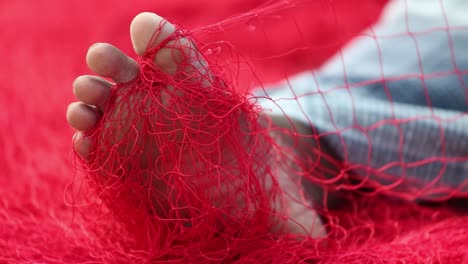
[130,12,197,75]
[130,12,176,56]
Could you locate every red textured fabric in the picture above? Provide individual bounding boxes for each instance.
[2,0,468,263]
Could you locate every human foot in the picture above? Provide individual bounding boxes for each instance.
[67,12,324,238]
[67,12,196,157]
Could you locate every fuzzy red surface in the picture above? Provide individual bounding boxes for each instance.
[2,0,467,263]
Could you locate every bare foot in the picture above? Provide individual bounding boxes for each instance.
[66,12,324,238]
[67,12,189,157]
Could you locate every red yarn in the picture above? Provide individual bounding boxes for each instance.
[2,0,468,263]
[81,29,281,257]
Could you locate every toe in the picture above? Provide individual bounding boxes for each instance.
[73,75,112,108]
[67,102,100,131]
[130,12,176,56]
[86,43,139,84]
[73,132,92,158]
[130,12,189,75]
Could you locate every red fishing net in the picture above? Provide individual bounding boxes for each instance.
[1,0,468,263]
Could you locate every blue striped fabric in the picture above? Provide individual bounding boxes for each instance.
[257,0,468,199]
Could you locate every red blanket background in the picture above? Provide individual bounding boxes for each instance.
[0,0,394,261]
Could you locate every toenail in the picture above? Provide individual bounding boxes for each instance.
[73,132,91,144]
[72,76,82,87]
[89,42,103,50]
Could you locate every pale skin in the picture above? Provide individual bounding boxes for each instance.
[66,12,325,237]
